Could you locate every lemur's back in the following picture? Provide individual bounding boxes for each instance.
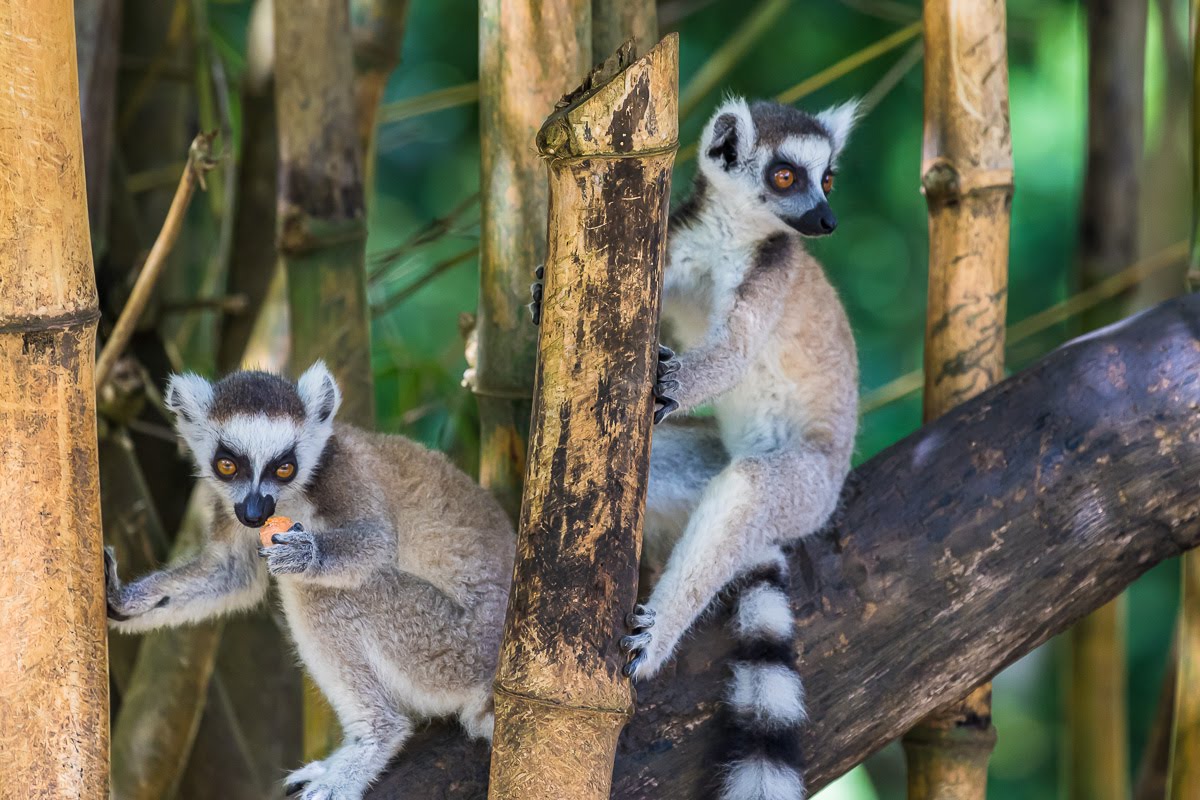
[330,423,515,595]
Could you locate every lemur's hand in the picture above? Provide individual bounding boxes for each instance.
[260,523,317,576]
[653,345,681,424]
[104,546,169,621]
[620,603,659,680]
[528,264,544,326]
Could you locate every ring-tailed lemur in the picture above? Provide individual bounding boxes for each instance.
[632,97,860,800]
[103,362,515,800]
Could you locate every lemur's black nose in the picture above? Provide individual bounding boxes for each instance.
[236,492,276,528]
[819,209,837,233]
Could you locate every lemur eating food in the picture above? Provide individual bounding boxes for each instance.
[104,362,515,800]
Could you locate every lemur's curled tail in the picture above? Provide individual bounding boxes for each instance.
[716,555,807,800]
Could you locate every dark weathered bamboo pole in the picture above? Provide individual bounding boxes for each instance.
[487,37,678,800]
[0,2,108,796]
[274,0,374,759]
[475,0,591,518]
[368,293,1200,799]
[593,0,657,60]
[217,6,278,373]
[1065,4,1147,797]
[903,0,1012,796]
[75,0,122,252]
[350,0,411,192]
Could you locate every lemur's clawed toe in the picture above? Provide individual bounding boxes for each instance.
[620,604,657,678]
[528,264,544,326]
[653,345,681,424]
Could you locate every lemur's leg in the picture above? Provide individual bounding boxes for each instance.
[261,518,395,589]
[623,447,840,680]
[286,671,412,800]
[643,418,728,572]
[458,685,496,740]
[105,541,266,634]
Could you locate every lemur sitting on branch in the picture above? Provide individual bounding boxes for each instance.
[632,96,860,800]
[104,363,515,800]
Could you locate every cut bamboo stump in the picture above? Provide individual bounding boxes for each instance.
[0,1,109,797]
[904,0,1013,796]
[274,0,374,759]
[486,37,678,800]
[475,0,591,519]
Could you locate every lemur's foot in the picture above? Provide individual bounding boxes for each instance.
[259,523,317,576]
[284,760,327,797]
[528,264,544,326]
[620,604,659,679]
[104,546,169,621]
[653,345,681,424]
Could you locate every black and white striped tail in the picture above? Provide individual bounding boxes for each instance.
[716,558,807,800]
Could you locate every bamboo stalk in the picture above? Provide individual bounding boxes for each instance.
[274,0,374,759]
[860,240,1189,415]
[593,0,657,64]
[1064,3,1146,796]
[901,0,1013,795]
[95,133,219,389]
[0,1,108,797]
[350,0,412,192]
[377,82,480,125]
[487,37,678,800]
[476,0,591,518]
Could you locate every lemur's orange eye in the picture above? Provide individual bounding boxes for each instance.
[215,458,237,477]
[771,167,796,190]
[275,463,296,480]
[822,170,835,195]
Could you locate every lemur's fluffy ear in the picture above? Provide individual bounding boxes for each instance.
[817,98,861,156]
[702,96,755,171]
[164,373,214,423]
[297,361,342,424]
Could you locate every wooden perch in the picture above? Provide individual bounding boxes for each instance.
[487,37,678,800]
[369,293,1200,798]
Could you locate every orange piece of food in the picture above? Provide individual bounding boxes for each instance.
[259,515,294,548]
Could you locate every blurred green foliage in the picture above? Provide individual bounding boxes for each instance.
[202,1,1188,797]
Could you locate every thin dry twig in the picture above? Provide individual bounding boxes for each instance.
[95,132,220,389]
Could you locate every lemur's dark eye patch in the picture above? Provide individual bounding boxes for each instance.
[264,449,298,483]
[212,445,247,481]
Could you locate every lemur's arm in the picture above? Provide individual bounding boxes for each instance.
[658,260,790,417]
[261,517,395,589]
[105,539,267,634]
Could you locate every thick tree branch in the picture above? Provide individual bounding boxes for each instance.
[369,293,1200,797]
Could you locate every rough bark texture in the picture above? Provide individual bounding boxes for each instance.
[274,0,375,757]
[367,292,1200,799]
[592,0,657,60]
[0,2,108,797]
[487,38,678,800]
[904,0,1013,791]
[476,0,591,518]
[1065,5,1147,796]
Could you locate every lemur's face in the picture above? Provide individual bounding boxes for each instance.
[699,98,859,238]
[164,363,341,528]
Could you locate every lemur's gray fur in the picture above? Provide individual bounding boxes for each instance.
[104,363,515,800]
[627,97,861,800]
